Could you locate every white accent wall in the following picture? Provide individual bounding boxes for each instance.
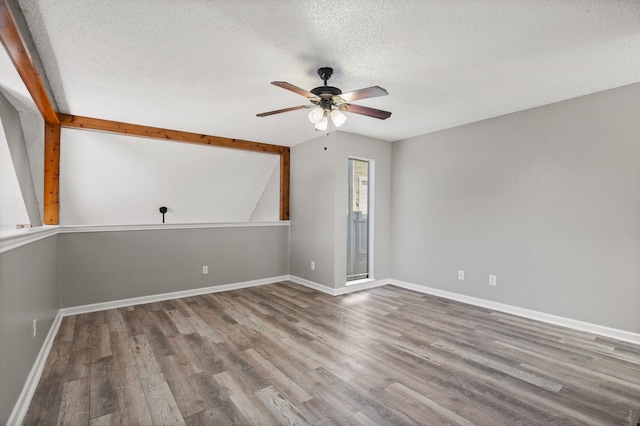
[59,128,280,225]
[0,119,29,232]
[0,91,40,232]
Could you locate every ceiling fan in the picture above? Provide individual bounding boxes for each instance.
[257,67,391,130]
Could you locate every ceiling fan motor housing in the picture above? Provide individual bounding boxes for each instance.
[311,85,342,110]
[311,86,342,97]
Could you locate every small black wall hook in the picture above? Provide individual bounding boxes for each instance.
[159,206,168,223]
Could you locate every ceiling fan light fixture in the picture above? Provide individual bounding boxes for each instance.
[308,107,324,124]
[257,67,391,124]
[330,109,346,127]
[315,112,328,131]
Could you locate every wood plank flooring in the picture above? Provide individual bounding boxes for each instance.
[24,282,640,425]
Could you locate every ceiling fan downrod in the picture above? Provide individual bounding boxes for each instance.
[317,67,333,86]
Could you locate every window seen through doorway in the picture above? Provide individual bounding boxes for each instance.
[347,158,370,281]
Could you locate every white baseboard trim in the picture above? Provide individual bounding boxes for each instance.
[335,278,389,295]
[8,310,64,426]
[288,275,389,296]
[60,275,290,316]
[390,279,640,345]
[287,276,336,295]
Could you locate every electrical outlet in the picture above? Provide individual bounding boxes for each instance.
[202,265,208,275]
[33,319,37,337]
[489,275,497,286]
[311,261,315,270]
[458,270,465,280]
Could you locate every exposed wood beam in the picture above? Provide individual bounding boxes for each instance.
[43,121,60,224]
[58,114,287,154]
[0,0,58,124]
[279,149,290,220]
[58,113,291,220]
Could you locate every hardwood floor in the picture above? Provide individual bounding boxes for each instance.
[24,282,640,425]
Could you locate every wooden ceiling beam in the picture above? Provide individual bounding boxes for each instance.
[58,113,287,154]
[0,0,58,124]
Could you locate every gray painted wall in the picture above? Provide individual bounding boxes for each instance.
[290,133,337,287]
[290,131,392,289]
[0,235,59,424]
[391,82,640,333]
[59,225,290,307]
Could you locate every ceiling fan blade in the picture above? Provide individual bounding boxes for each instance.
[337,86,388,103]
[256,105,312,117]
[340,103,392,120]
[271,81,319,99]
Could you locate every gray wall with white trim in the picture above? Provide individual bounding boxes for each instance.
[391,82,640,333]
[290,131,392,289]
[58,225,290,307]
[0,235,59,424]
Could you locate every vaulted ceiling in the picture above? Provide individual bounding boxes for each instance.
[6,0,640,146]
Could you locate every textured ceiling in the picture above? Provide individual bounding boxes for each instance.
[12,0,640,146]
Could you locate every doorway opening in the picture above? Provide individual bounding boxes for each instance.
[347,158,370,281]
